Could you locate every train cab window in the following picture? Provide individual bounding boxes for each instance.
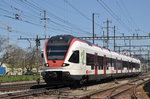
[46,45,69,60]
[69,50,79,63]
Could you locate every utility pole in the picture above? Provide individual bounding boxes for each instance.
[35,34,40,72]
[35,34,40,51]
[92,13,95,44]
[114,26,116,51]
[41,10,49,39]
[103,19,112,49]
[18,35,43,73]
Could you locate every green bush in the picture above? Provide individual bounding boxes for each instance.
[0,75,41,82]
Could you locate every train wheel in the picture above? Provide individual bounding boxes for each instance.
[44,79,51,85]
[70,80,81,89]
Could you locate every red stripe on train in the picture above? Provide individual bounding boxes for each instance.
[48,60,64,67]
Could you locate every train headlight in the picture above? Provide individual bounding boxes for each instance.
[62,63,70,67]
[44,63,49,67]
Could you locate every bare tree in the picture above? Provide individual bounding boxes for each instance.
[0,36,9,66]
[24,47,43,73]
[6,45,26,70]
[1,40,43,74]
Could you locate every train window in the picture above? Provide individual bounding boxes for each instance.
[132,63,140,70]
[113,59,117,70]
[129,62,132,70]
[132,63,136,69]
[116,60,122,70]
[86,53,94,66]
[106,58,111,70]
[69,50,79,63]
[136,64,140,70]
[98,56,103,70]
[123,61,128,68]
[112,59,116,70]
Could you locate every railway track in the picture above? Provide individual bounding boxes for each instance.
[0,81,45,92]
[0,74,149,99]
[58,76,150,99]
[0,86,70,99]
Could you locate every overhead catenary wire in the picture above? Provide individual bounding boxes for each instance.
[119,0,139,31]
[0,2,40,20]
[64,0,103,28]
[0,2,82,35]
[0,9,82,36]
[97,0,132,32]
[115,0,134,30]
[23,0,91,34]
[1,13,85,36]
[0,0,92,35]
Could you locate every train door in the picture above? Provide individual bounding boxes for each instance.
[116,58,118,73]
[94,53,98,75]
[103,55,106,74]
[128,61,129,73]
[80,50,86,70]
[121,59,122,73]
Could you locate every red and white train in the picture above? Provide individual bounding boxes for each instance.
[41,35,141,85]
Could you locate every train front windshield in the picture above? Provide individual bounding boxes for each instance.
[46,37,71,60]
[47,45,69,60]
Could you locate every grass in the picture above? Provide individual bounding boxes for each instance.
[0,75,41,82]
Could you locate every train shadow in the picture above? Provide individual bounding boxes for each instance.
[143,81,150,98]
[30,82,67,89]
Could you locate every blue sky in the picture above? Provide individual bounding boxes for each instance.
[0,0,150,52]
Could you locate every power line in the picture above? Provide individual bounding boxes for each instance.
[64,0,91,21]
[0,0,92,35]
[79,35,150,40]
[115,0,134,30]
[64,0,103,28]
[0,2,81,34]
[2,14,71,33]
[1,0,40,19]
[23,0,91,34]
[0,1,80,34]
[119,0,139,30]
[97,0,132,32]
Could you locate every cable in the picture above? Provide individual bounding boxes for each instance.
[120,0,139,30]
[0,1,68,31]
[64,0,103,28]
[1,0,91,35]
[97,0,132,32]
[115,0,133,30]
[23,0,91,34]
